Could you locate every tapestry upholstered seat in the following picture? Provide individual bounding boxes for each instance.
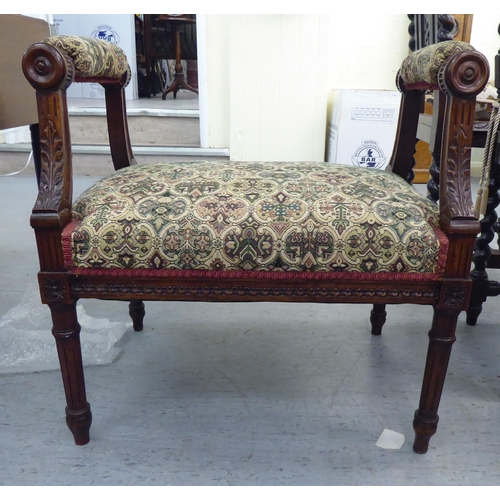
[22,35,489,454]
[64,161,444,276]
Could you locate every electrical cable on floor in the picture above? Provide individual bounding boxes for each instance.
[0,150,33,177]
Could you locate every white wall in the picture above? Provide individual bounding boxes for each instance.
[203,13,500,163]
[5,13,500,158]
[202,14,330,161]
[327,14,410,91]
[203,15,231,150]
[470,13,500,76]
[228,14,329,161]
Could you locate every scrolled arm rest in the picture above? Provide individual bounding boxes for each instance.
[398,40,488,95]
[43,35,129,83]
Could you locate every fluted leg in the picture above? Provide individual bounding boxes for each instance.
[413,307,458,454]
[129,300,145,331]
[50,301,92,445]
[370,303,387,336]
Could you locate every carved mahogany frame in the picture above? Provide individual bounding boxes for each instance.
[22,40,489,453]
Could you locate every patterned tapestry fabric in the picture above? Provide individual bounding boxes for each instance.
[475,84,498,121]
[62,161,446,278]
[426,82,497,122]
[400,40,475,86]
[44,35,128,80]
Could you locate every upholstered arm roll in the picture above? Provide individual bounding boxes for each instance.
[399,40,475,87]
[43,35,129,81]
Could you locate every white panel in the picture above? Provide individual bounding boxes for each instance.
[470,13,500,77]
[258,15,282,160]
[327,14,409,91]
[298,15,329,161]
[205,14,231,149]
[196,14,209,148]
[241,15,263,160]
[276,15,300,159]
[229,14,329,161]
[228,15,244,159]
[2,126,31,144]
[212,13,499,161]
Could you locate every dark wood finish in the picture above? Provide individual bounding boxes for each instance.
[409,14,472,184]
[129,300,145,332]
[187,59,199,90]
[142,14,166,97]
[408,14,455,52]
[413,306,459,453]
[387,86,425,182]
[22,37,489,453]
[49,301,92,445]
[426,92,446,202]
[413,101,433,184]
[103,77,137,170]
[161,16,198,100]
[370,304,387,336]
[29,123,42,186]
[466,23,500,325]
[142,14,198,98]
[407,15,500,326]
[452,15,474,44]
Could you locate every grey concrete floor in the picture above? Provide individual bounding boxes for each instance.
[1,172,500,486]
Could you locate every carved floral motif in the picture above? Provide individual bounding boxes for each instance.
[35,119,65,212]
[443,101,475,219]
[41,277,67,302]
[441,283,469,309]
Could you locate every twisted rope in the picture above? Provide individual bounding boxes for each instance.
[475,100,500,218]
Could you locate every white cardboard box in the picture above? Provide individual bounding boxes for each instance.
[326,89,401,169]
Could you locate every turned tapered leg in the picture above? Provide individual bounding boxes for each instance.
[50,301,92,445]
[412,307,458,454]
[129,300,145,331]
[370,303,387,336]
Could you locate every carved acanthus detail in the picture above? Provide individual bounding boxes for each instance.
[35,120,65,212]
[446,130,473,217]
[443,101,475,219]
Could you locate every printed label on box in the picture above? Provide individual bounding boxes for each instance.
[90,24,121,44]
[351,140,387,169]
[325,89,401,168]
[351,107,396,122]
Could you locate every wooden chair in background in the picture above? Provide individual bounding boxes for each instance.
[139,14,198,99]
